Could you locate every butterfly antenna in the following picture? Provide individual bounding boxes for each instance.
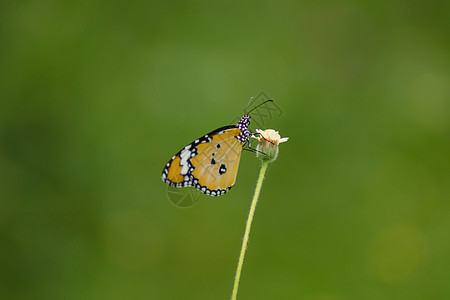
[244,97,254,115]
[247,99,274,115]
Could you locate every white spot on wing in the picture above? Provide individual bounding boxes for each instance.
[179,148,192,175]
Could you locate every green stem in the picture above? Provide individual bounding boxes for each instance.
[231,160,269,300]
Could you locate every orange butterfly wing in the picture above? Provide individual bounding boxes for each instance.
[165,156,186,184]
[190,128,243,192]
[162,127,245,196]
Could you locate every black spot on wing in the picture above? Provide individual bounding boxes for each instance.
[219,163,227,175]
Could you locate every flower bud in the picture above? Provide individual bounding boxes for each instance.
[252,129,289,162]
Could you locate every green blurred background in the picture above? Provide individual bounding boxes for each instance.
[1,0,449,299]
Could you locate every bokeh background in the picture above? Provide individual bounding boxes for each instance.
[1,1,449,299]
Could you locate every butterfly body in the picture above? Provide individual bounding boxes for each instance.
[162,115,251,196]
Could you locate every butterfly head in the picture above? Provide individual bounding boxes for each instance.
[238,115,250,129]
[236,115,251,144]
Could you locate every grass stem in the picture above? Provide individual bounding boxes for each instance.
[231,160,269,300]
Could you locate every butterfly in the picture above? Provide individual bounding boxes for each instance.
[161,100,273,196]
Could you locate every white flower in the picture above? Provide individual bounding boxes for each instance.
[253,129,289,145]
[252,129,288,162]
